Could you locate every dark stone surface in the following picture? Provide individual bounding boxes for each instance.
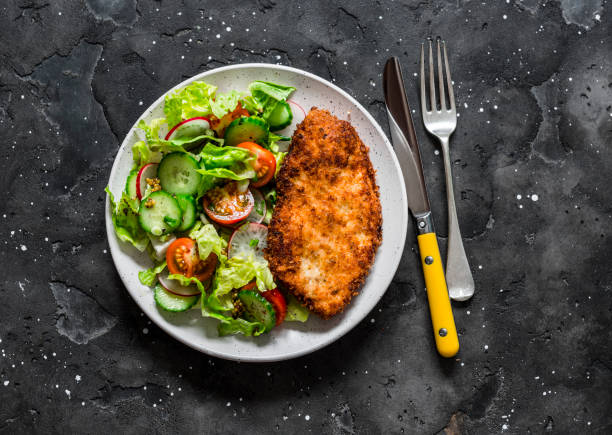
[1,0,611,433]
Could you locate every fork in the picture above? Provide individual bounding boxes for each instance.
[420,38,475,302]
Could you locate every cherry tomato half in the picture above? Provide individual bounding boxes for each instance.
[236,142,276,188]
[203,181,254,225]
[240,281,257,291]
[166,238,218,281]
[262,288,287,326]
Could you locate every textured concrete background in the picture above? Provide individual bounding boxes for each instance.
[1,0,611,433]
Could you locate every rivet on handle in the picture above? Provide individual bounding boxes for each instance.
[438,328,447,337]
[425,256,434,265]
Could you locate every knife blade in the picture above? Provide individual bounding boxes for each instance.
[383,58,431,217]
[383,56,459,358]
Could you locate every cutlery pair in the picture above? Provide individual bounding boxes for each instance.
[383,39,474,358]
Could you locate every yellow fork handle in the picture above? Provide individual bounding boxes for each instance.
[417,232,460,358]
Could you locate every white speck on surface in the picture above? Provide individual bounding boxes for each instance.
[516,194,522,200]
[226,402,231,407]
[3,380,8,386]
[531,194,539,201]
[484,345,489,351]
[20,245,27,251]
[226,26,231,32]
[502,424,508,430]
[75,375,81,383]
[479,107,484,112]
[215,34,221,39]
[65,389,71,399]
[143,328,149,334]
[434,150,440,155]
[503,14,507,19]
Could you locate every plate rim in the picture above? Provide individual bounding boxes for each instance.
[105,63,408,362]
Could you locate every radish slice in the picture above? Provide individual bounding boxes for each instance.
[288,100,306,119]
[165,117,211,141]
[228,222,268,260]
[136,163,159,200]
[246,188,266,224]
[157,272,200,297]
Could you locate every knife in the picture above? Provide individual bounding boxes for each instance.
[383,57,459,358]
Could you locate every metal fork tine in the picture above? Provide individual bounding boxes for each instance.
[428,39,436,112]
[420,43,428,114]
[436,38,446,110]
[443,40,455,112]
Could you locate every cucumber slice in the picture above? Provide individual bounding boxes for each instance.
[165,117,211,141]
[238,290,276,332]
[267,101,293,131]
[175,194,197,232]
[158,152,202,196]
[138,191,183,236]
[125,169,138,198]
[224,116,269,147]
[154,284,199,312]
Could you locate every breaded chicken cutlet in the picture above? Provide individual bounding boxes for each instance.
[265,108,382,318]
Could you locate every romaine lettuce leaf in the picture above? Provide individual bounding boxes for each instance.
[210,90,242,119]
[198,165,255,181]
[249,81,295,103]
[240,95,262,115]
[132,140,162,167]
[285,294,309,322]
[164,81,217,127]
[197,143,254,168]
[188,222,228,261]
[248,81,296,121]
[207,254,276,311]
[105,187,149,252]
[167,274,205,292]
[195,143,256,184]
[138,261,167,286]
[139,117,167,144]
[200,297,266,336]
[217,316,266,336]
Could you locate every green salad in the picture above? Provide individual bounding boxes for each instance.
[107,80,308,336]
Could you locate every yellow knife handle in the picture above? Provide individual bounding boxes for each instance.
[417,232,460,358]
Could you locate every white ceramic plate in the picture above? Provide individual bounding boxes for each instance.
[105,64,408,362]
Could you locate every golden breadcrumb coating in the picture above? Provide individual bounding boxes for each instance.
[265,108,382,318]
